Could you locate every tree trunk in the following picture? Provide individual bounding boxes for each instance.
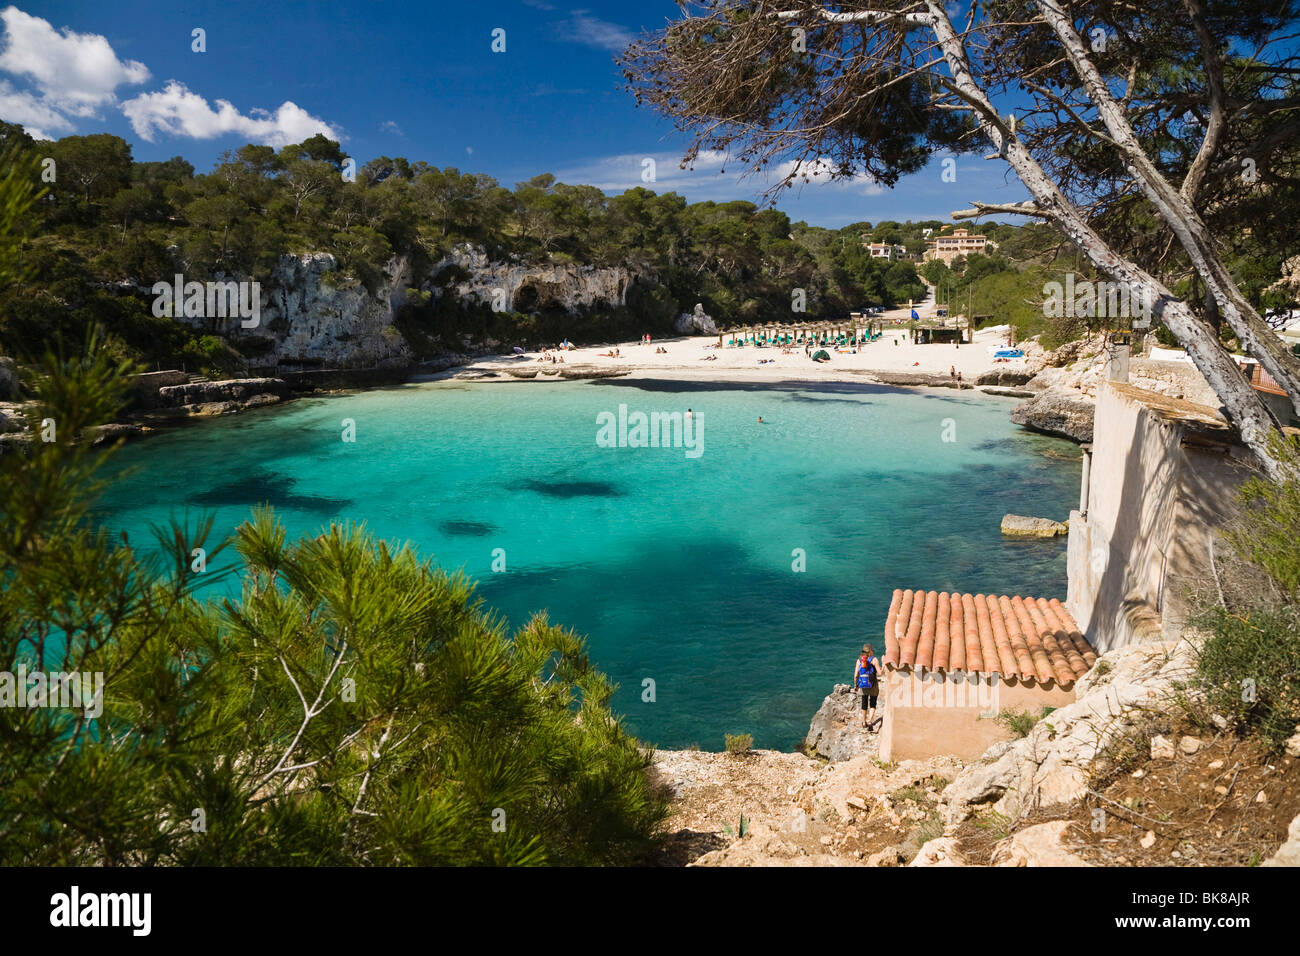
[924,0,1295,481]
[1036,0,1300,418]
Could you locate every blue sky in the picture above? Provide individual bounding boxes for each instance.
[1,1,1029,227]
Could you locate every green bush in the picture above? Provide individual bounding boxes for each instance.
[1229,454,1300,599]
[724,733,753,755]
[1191,436,1300,752]
[1192,605,1300,752]
[993,707,1054,738]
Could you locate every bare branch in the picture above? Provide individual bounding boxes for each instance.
[953,201,1054,221]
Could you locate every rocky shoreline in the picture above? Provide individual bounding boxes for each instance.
[1005,337,1227,444]
[652,636,1300,867]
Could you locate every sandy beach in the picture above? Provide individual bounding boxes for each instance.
[454,318,1027,386]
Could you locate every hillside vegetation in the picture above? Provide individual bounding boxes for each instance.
[0,124,1095,374]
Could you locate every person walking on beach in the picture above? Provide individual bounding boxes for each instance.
[853,643,881,731]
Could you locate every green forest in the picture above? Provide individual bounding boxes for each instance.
[9,123,1269,373]
[0,124,944,375]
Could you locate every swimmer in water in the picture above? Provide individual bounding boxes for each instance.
[757,416,765,424]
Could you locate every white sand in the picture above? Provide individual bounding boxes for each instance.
[458,304,1027,385]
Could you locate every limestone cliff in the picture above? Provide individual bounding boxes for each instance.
[184,246,641,371]
[257,254,413,369]
[432,243,634,315]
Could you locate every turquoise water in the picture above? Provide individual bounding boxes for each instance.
[94,379,1080,750]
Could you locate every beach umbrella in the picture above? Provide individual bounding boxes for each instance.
[512,346,525,354]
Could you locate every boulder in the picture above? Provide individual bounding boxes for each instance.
[803,684,875,762]
[87,422,143,444]
[991,821,1092,866]
[975,369,1034,387]
[908,837,966,867]
[1010,386,1095,442]
[1263,813,1300,867]
[1042,339,1091,368]
[1001,514,1068,537]
[0,356,18,401]
[156,377,289,407]
[1285,725,1300,759]
[673,303,718,336]
[867,845,906,867]
[0,402,26,434]
[133,370,188,409]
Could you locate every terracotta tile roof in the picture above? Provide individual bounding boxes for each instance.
[881,589,1097,685]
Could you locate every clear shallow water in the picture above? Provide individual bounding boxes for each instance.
[94,379,1080,750]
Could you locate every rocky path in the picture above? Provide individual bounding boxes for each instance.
[650,748,964,866]
[652,639,1300,866]
[650,686,963,866]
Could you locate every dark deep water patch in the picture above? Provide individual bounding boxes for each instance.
[511,478,624,499]
[440,519,498,537]
[189,469,350,514]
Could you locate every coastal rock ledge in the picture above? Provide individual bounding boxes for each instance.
[803,684,876,761]
[1001,514,1068,537]
[1009,386,1095,443]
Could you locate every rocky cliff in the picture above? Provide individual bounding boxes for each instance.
[259,254,414,369]
[433,243,634,316]
[175,246,641,373]
[918,637,1299,867]
[803,684,877,761]
[164,253,413,370]
[651,747,963,866]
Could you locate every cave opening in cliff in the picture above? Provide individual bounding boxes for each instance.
[513,282,567,314]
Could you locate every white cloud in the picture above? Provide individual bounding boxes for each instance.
[121,80,340,148]
[379,119,403,136]
[0,6,148,116]
[0,8,341,147]
[562,11,634,53]
[0,78,70,138]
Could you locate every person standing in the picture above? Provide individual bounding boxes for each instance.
[853,643,881,730]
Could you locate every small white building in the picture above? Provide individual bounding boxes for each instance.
[866,242,906,260]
